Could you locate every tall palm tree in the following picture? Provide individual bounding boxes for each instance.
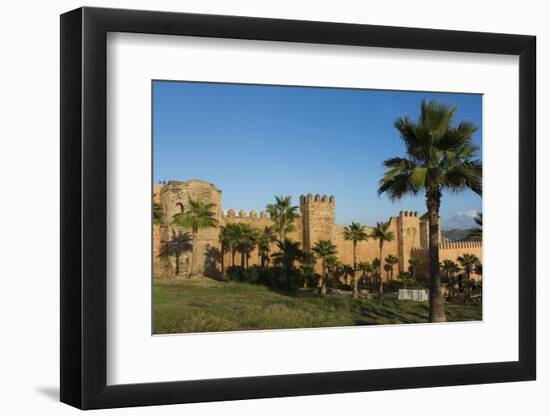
[384,254,399,282]
[372,258,381,293]
[172,198,218,278]
[223,223,241,267]
[358,261,374,291]
[257,226,276,268]
[266,196,299,242]
[467,212,483,241]
[312,240,338,295]
[343,222,368,298]
[440,259,460,298]
[234,223,259,269]
[326,256,343,289]
[370,221,395,297]
[457,253,480,297]
[408,257,421,281]
[378,100,481,321]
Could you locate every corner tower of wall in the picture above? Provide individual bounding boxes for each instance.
[396,211,421,272]
[158,179,223,277]
[300,193,335,254]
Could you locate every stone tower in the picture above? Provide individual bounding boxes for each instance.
[396,211,421,272]
[299,193,336,254]
[159,179,222,277]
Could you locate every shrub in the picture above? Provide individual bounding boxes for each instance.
[225,265,302,291]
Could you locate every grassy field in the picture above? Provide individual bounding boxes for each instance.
[153,278,482,334]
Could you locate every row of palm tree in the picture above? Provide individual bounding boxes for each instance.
[440,254,482,298]
[166,196,422,295]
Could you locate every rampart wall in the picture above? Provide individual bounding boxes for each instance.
[153,179,482,282]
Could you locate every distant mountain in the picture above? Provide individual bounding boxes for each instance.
[442,209,479,230]
[441,229,470,242]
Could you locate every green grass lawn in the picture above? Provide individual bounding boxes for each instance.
[153,278,482,334]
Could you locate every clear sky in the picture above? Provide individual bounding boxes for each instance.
[153,81,482,229]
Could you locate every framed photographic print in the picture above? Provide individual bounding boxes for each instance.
[60,6,536,410]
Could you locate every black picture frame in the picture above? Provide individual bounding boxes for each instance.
[60,6,536,410]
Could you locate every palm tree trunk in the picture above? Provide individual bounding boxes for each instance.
[240,251,245,268]
[190,232,197,278]
[320,259,327,295]
[352,242,358,299]
[231,247,236,267]
[466,269,472,298]
[378,243,384,297]
[427,189,446,322]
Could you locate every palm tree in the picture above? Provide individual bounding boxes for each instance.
[467,212,483,241]
[370,221,395,297]
[408,257,421,281]
[358,261,374,291]
[384,254,399,282]
[271,239,304,273]
[312,240,338,295]
[234,223,260,269]
[266,196,299,242]
[458,253,480,297]
[222,223,241,267]
[172,198,218,278]
[342,264,355,287]
[299,263,315,289]
[475,262,483,277]
[372,258,381,290]
[440,259,460,298]
[257,226,276,268]
[343,222,368,298]
[378,100,482,321]
[326,256,343,289]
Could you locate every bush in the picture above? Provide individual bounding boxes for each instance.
[299,270,320,289]
[225,265,302,291]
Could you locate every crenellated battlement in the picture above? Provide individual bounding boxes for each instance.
[399,210,419,217]
[412,241,482,251]
[299,193,335,205]
[439,240,482,250]
[224,209,270,219]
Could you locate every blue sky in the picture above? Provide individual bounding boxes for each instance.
[153,81,482,229]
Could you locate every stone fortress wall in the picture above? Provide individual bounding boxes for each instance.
[153,179,482,281]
